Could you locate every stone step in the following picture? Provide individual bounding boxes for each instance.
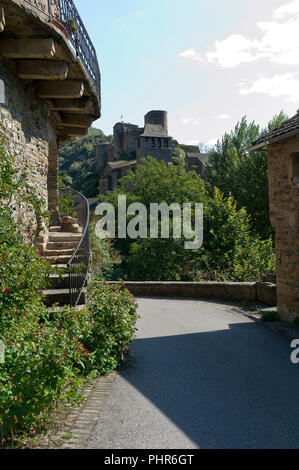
[43,288,87,307]
[49,232,82,243]
[44,248,75,257]
[46,241,78,250]
[49,226,61,232]
[46,255,72,265]
[49,274,70,289]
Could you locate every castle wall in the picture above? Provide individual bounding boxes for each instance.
[268,134,299,321]
[138,138,173,163]
[0,58,55,238]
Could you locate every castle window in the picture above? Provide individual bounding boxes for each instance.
[292,153,299,185]
[152,138,156,148]
[158,138,162,148]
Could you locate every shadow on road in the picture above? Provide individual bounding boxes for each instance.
[119,321,299,449]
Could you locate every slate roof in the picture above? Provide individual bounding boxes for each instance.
[250,113,299,151]
[186,152,211,166]
[107,160,137,170]
[140,124,169,138]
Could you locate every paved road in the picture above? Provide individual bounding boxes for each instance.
[87,298,299,449]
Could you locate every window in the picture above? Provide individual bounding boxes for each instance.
[151,138,156,148]
[292,153,299,185]
[158,138,162,148]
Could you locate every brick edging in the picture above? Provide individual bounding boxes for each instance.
[61,373,116,449]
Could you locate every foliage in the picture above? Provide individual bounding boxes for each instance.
[205,111,288,239]
[83,283,139,375]
[90,219,123,280]
[0,143,139,440]
[261,311,280,322]
[0,137,49,234]
[100,157,275,282]
[59,128,113,198]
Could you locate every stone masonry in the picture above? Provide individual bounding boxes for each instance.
[251,115,299,321]
[268,135,299,321]
[0,58,52,236]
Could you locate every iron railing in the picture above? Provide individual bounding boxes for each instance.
[59,187,90,307]
[23,0,101,95]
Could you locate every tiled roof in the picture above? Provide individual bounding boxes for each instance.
[107,160,137,170]
[140,124,169,138]
[250,113,299,150]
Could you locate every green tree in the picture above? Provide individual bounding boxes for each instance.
[100,158,275,281]
[205,111,288,239]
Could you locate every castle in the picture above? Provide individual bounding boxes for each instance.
[97,110,210,194]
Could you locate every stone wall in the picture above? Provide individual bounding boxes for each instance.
[268,135,299,321]
[0,58,55,238]
[105,281,277,306]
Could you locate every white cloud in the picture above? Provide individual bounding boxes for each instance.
[274,0,299,18]
[178,2,299,68]
[240,73,299,102]
[181,117,200,125]
[178,49,203,61]
[214,113,231,120]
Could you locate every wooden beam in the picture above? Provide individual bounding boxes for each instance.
[50,98,94,113]
[65,127,89,137]
[0,3,5,33]
[60,114,94,128]
[52,42,72,61]
[37,80,84,99]
[18,60,69,80]
[0,39,55,59]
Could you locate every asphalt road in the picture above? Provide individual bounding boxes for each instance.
[87,298,299,449]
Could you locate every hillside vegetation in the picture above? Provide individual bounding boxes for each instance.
[58,128,112,198]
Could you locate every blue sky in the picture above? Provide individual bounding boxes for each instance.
[75,0,299,146]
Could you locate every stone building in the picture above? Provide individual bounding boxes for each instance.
[99,160,137,194]
[250,114,299,321]
[0,0,101,237]
[181,145,210,180]
[97,110,175,195]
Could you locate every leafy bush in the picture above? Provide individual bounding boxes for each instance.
[90,219,123,281]
[101,157,275,282]
[84,283,139,375]
[0,142,139,440]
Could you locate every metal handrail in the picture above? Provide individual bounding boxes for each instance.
[59,187,90,307]
[23,0,101,95]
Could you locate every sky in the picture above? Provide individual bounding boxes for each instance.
[75,0,299,147]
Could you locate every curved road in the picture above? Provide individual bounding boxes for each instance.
[88,298,299,449]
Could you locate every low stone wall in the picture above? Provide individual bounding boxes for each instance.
[107,281,277,306]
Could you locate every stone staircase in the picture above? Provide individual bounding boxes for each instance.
[38,217,87,307]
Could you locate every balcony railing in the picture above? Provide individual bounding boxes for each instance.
[23,0,100,96]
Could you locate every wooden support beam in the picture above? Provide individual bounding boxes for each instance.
[18,60,69,80]
[0,3,5,33]
[59,114,94,128]
[50,97,94,113]
[52,43,72,61]
[64,127,89,137]
[0,39,55,59]
[37,80,84,99]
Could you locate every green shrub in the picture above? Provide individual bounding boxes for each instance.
[0,142,139,440]
[261,311,280,322]
[84,283,139,375]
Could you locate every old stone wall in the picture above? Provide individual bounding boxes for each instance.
[105,281,277,306]
[0,58,54,239]
[268,135,299,320]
